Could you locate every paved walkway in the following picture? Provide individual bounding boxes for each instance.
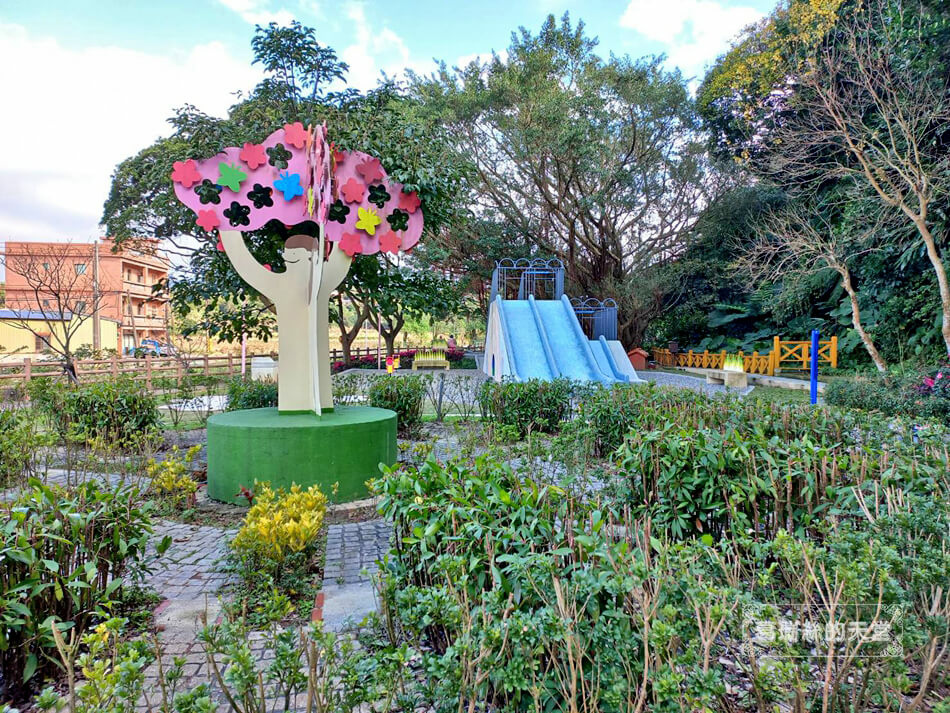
[320,518,391,631]
[641,370,754,395]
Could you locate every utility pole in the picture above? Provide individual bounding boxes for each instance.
[92,238,101,351]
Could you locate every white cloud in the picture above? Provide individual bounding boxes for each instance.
[340,2,433,89]
[619,0,762,78]
[214,0,295,26]
[0,23,262,241]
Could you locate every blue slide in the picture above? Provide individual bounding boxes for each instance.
[486,295,641,384]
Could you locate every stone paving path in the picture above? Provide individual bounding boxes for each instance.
[320,518,392,631]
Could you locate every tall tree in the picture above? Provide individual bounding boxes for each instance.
[413,13,716,344]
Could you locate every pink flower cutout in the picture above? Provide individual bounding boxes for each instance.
[283,122,308,149]
[356,157,384,182]
[239,142,267,170]
[398,191,421,213]
[378,231,402,254]
[339,232,363,256]
[172,159,202,188]
[196,210,220,232]
[340,177,365,204]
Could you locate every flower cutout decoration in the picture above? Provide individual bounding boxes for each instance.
[386,209,409,233]
[356,157,384,182]
[171,159,201,188]
[196,209,220,232]
[355,206,382,235]
[283,122,308,149]
[217,162,247,192]
[194,179,222,205]
[266,143,292,169]
[367,184,391,208]
[340,177,365,204]
[330,142,345,164]
[223,201,251,227]
[328,200,350,224]
[378,231,402,254]
[339,232,363,256]
[398,191,421,213]
[247,183,274,209]
[274,172,303,201]
[239,142,267,170]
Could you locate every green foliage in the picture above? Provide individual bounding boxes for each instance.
[146,445,201,511]
[825,372,950,424]
[477,378,573,437]
[0,409,44,488]
[225,376,278,411]
[0,481,159,699]
[368,375,425,437]
[28,378,160,444]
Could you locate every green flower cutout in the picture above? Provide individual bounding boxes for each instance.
[217,162,247,192]
[223,201,251,227]
[328,200,350,224]
[194,179,222,205]
[266,143,292,169]
[386,209,409,232]
[367,184,391,208]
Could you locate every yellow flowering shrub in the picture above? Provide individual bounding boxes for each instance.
[231,482,328,563]
[146,444,200,508]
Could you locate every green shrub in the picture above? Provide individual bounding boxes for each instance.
[0,481,159,699]
[368,375,425,436]
[0,410,44,488]
[477,378,573,436]
[825,373,950,424]
[29,378,160,443]
[226,376,278,411]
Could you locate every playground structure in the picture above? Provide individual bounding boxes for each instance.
[169,122,426,503]
[483,259,642,384]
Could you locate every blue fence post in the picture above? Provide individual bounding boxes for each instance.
[810,329,820,405]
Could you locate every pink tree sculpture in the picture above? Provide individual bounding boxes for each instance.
[170,122,424,415]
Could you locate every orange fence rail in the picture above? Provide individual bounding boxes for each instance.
[652,336,837,376]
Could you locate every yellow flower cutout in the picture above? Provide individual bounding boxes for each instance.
[355,206,381,235]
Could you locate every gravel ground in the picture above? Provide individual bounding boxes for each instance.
[639,370,754,396]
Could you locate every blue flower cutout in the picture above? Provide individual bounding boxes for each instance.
[274,172,303,201]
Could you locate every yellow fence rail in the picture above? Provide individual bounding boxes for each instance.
[652,336,837,376]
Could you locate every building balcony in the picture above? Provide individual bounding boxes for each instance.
[123,281,168,300]
[123,314,167,330]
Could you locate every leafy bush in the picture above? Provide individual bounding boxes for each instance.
[0,481,159,699]
[231,482,327,566]
[226,376,278,411]
[28,377,160,444]
[0,410,44,488]
[368,375,425,436]
[145,445,200,510]
[826,371,950,424]
[477,378,573,436]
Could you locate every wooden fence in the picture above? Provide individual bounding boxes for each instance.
[653,336,837,376]
[0,353,251,389]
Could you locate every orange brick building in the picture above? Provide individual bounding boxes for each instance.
[3,238,171,353]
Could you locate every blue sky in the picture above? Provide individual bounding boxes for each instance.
[0,0,775,241]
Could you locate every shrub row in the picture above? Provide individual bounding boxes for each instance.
[825,370,950,424]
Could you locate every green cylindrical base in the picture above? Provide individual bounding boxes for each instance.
[206,406,397,504]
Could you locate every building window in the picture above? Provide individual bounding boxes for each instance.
[42,262,50,271]
[35,334,50,351]
[42,299,50,308]
[75,301,87,314]
[75,263,87,275]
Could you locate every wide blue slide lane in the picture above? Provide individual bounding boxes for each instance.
[499,300,555,380]
[532,299,603,382]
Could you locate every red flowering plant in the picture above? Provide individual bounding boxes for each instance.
[917,357,950,399]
